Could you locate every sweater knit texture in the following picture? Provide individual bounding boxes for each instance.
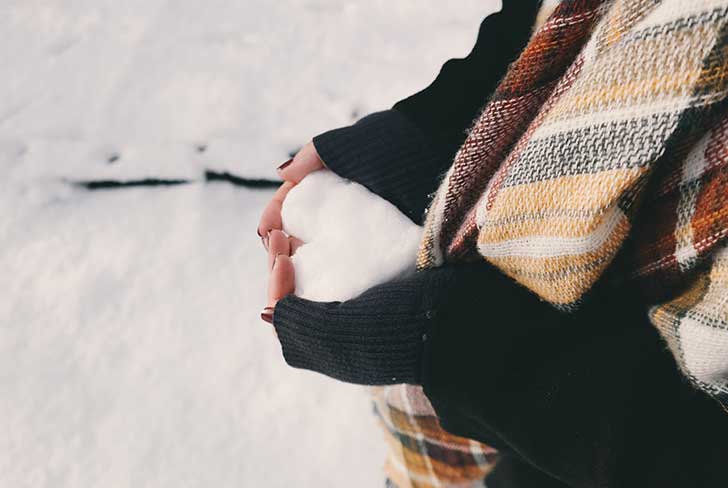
[277,1,728,486]
[420,0,728,406]
[383,1,728,486]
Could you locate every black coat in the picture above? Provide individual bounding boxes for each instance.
[272,2,728,486]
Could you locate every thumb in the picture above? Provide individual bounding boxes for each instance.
[268,254,295,308]
[261,254,295,328]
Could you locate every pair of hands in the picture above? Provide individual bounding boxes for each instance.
[257,142,326,324]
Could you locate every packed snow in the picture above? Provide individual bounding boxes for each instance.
[282,170,422,302]
[0,1,499,487]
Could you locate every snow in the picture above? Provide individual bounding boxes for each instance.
[0,1,499,487]
[1,184,389,487]
[2,0,499,183]
[282,170,422,302]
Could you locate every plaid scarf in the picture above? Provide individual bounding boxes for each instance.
[379,1,728,486]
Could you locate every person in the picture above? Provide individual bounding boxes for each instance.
[257,1,728,486]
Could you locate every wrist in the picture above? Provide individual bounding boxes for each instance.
[272,267,459,385]
[312,110,450,224]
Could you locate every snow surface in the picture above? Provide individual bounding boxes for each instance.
[1,185,387,487]
[1,1,499,487]
[2,0,499,183]
[282,171,422,302]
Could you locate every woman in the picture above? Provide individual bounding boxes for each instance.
[258,1,728,486]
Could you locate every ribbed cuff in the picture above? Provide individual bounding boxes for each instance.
[313,110,450,225]
[272,268,457,385]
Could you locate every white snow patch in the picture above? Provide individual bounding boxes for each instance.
[1,0,500,182]
[282,170,422,302]
[0,184,385,488]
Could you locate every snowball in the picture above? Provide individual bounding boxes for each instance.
[281,171,423,302]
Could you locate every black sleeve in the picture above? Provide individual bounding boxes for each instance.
[422,268,728,488]
[274,258,728,487]
[272,266,458,385]
[313,0,541,224]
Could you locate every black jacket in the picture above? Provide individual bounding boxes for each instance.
[272,2,728,486]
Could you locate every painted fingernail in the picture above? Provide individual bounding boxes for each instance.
[277,158,293,171]
[260,307,274,324]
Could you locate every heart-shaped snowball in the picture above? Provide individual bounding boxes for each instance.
[281,170,423,302]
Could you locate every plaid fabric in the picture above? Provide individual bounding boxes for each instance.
[649,245,728,406]
[419,0,608,272]
[633,106,728,405]
[371,385,498,488]
[382,0,728,486]
[420,0,728,399]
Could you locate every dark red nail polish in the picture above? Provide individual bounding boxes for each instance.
[260,307,274,324]
[277,158,293,171]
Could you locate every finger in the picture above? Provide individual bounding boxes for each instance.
[268,254,295,307]
[267,230,290,270]
[277,142,324,183]
[289,236,305,256]
[257,181,295,247]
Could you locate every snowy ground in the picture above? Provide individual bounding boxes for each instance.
[0,1,498,487]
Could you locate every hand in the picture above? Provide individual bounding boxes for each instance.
[258,142,325,324]
[270,264,465,385]
[257,142,325,245]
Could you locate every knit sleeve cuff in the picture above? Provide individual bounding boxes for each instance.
[313,110,450,225]
[271,268,458,385]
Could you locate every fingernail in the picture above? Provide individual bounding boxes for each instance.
[277,158,293,171]
[260,307,274,324]
[271,252,283,270]
[262,230,270,250]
